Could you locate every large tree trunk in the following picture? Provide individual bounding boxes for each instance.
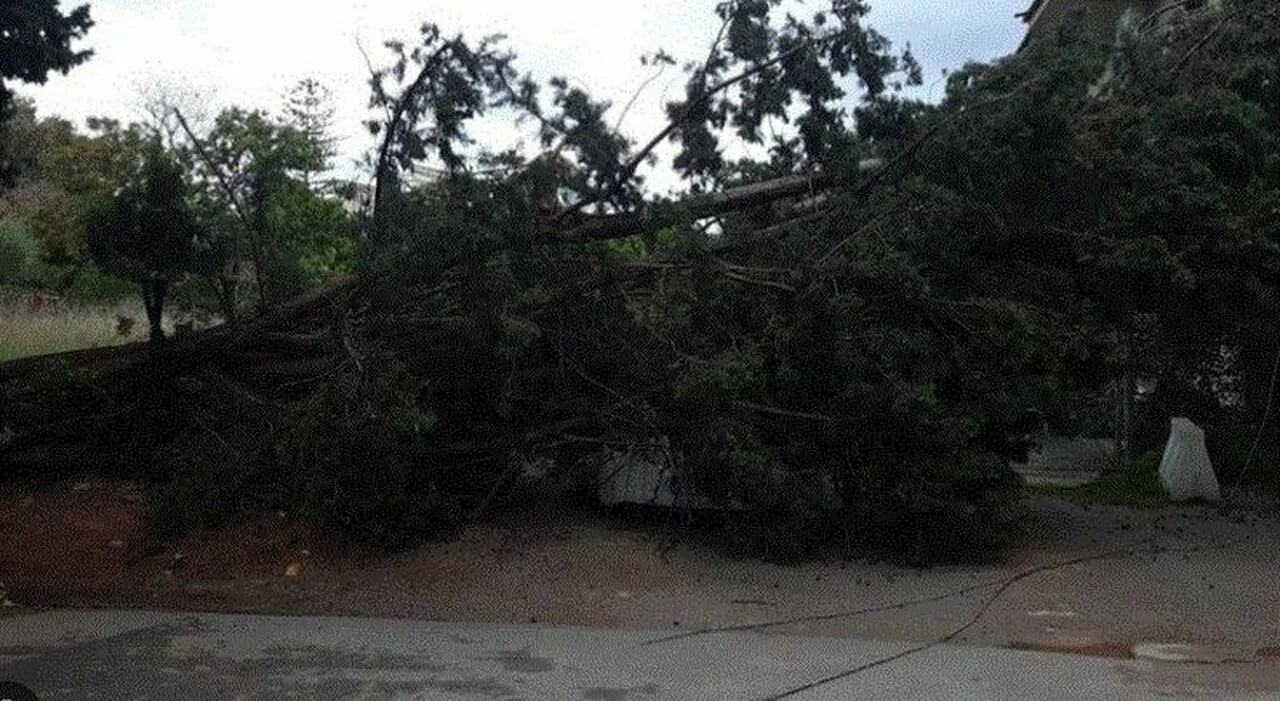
[142,276,168,346]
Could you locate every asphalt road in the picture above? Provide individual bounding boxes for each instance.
[2,609,1278,700]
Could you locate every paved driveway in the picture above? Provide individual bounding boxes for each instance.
[2,610,1278,700]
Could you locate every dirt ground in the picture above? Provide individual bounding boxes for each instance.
[1,479,1278,660]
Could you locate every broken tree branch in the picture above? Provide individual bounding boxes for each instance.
[555,32,829,224]
[549,169,844,243]
[372,42,455,235]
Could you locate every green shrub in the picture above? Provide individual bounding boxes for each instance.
[0,218,38,283]
[61,264,136,303]
[0,359,122,478]
[1041,449,1169,508]
[272,384,468,550]
[147,431,267,537]
[862,452,1026,565]
[143,360,482,549]
[673,413,1026,565]
[142,375,280,536]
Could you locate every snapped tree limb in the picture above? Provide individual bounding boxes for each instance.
[546,163,880,243]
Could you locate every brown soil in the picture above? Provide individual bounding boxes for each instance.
[0,479,718,622]
[0,480,337,611]
[2,479,1279,659]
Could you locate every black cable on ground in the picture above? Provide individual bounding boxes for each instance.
[752,535,1250,701]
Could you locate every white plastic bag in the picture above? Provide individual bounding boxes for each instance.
[1158,417,1220,501]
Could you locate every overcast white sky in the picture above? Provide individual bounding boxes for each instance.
[20,0,1031,191]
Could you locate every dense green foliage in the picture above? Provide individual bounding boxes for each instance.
[0,0,93,184]
[0,217,39,282]
[190,106,343,310]
[305,3,1022,560]
[85,145,203,343]
[0,84,357,315]
[319,0,1276,560]
[928,3,1280,464]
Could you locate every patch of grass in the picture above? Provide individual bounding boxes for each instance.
[1035,449,1170,508]
[0,298,146,360]
[0,296,220,362]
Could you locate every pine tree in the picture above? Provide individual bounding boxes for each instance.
[282,77,337,189]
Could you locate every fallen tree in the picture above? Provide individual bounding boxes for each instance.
[0,155,883,384]
[3,0,1276,563]
[0,139,1035,564]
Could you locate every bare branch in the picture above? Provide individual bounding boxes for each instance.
[612,60,671,135]
[372,42,455,235]
[733,400,832,422]
[548,168,852,243]
[173,108,253,233]
[721,271,796,293]
[356,33,394,126]
[555,33,827,224]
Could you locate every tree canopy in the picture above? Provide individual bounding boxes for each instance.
[0,0,93,183]
[85,144,203,343]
